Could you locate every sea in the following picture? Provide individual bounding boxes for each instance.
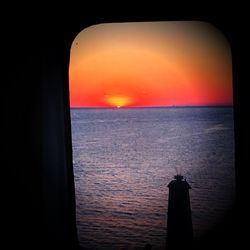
[70,107,235,250]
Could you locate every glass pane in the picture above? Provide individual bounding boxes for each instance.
[69,21,234,250]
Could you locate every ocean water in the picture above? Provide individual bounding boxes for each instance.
[71,107,235,250]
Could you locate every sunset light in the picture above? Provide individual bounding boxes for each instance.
[104,95,133,108]
[69,21,232,108]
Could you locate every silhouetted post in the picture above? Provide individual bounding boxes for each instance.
[166,175,193,249]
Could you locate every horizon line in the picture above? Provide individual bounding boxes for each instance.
[70,104,233,109]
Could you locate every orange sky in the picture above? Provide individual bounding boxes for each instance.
[69,21,232,108]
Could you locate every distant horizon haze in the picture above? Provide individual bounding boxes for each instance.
[70,104,233,109]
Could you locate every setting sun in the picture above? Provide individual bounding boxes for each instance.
[104,95,133,108]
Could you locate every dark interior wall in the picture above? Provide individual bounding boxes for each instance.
[3,6,248,250]
[40,35,77,248]
[4,21,43,248]
[3,16,79,249]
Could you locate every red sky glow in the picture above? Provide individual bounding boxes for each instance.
[69,21,232,108]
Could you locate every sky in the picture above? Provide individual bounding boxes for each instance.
[69,21,232,108]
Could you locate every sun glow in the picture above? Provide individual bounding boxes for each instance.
[104,95,133,108]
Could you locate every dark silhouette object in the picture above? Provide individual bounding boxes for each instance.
[144,243,152,250]
[166,175,193,249]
